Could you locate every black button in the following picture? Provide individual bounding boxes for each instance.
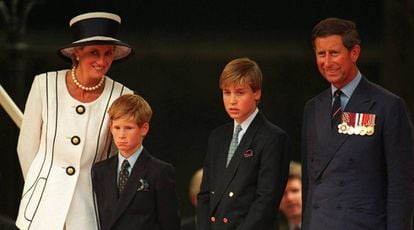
[71,136,80,145]
[339,180,345,186]
[76,105,85,114]
[336,205,342,210]
[66,166,75,175]
[313,204,320,209]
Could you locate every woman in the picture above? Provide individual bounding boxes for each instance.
[16,12,134,230]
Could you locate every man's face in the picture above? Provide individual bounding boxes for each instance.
[280,178,302,220]
[314,35,360,89]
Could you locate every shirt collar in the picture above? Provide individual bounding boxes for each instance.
[118,145,144,170]
[331,71,362,98]
[234,108,258,132]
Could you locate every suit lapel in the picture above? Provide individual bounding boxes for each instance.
[109,150,150,226]
[343,77,374,113]
[210,124,232,213]
[210,112,264,213]
[315,89,333,146]
[312,88,349,179]
[104,157,120,210]
[215,124,233,179]
[315,77,375,179]
[229,112,264,169]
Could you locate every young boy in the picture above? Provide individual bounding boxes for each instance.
[92,94,180,230]
[197,57,291,229]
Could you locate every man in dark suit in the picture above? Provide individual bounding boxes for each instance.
[93,94,180,230]
[302,17,414,230]
[197,57,290,230]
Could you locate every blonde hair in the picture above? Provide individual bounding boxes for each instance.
[219,57,262,93]
[289,161,302,180]
[108,94,152,126]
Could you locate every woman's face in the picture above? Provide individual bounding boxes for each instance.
[74,45,115,79]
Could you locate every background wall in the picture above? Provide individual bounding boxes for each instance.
[0,0,412,223]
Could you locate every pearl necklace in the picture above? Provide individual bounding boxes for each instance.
[71,66,105,91]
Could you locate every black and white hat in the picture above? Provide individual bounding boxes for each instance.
[58,12,134,63]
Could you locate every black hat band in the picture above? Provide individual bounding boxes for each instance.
[71,18,120,41]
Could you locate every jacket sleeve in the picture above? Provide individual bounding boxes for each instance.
[197,135,213,230]
[17,75,43,178]
[156,164,181,230]
[383,98,414,229]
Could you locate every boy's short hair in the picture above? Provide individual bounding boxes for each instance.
[219,57,262,92]
[108,94,152,126]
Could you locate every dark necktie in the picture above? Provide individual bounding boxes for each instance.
[226,124,242,167]
[118,159,130,194]
[331,90,342,128]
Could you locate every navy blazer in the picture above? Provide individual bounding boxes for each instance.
[92,149,180,230]
[197,111,290,230]
[302,77,414,230]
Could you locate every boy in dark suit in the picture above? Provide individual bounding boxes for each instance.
[197,57,290,229]
[92,94,180,230]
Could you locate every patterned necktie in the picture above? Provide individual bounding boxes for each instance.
[226,124,242,167]
[331,90,342,129]
[118,159,130,194]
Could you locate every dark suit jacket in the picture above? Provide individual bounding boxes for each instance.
[197,111,290,230]
[181,215,197,230]
[92,149,180,230]
[302,77,414,230]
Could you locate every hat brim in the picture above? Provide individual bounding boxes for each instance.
[58,39,134,64]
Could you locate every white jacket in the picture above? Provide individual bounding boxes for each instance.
[16,70,132,230]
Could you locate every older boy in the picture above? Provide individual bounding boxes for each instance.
[92,94,180,230]
[197,57,290,229]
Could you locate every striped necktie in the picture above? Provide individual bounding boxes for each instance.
[331,90,342,129]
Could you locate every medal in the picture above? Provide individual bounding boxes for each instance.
[366,126,374,135]
[366,114,376,135]
[359,126,367,136]
[338,122,348,133]
[353,125,361,135]
[337,112,376,136]
[338,113,351,134]
[347,126,354,135]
